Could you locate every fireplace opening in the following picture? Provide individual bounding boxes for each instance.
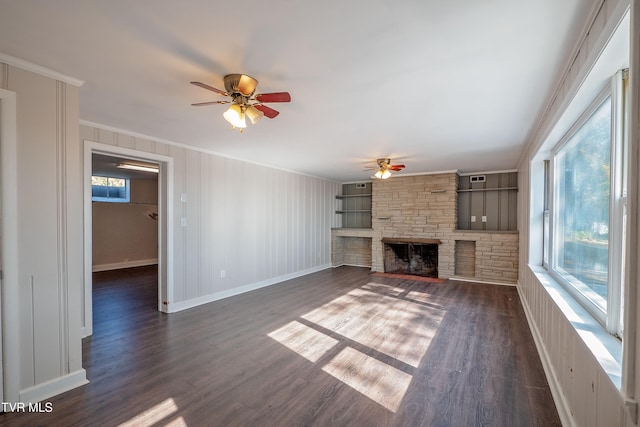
[383,240,439,278]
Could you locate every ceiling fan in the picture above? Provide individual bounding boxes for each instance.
[365,158,406,179]
[191,74,291,132]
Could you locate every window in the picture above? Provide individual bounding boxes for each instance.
[92,176,130,203]
[553,97,611,312]
[548,70,627,335]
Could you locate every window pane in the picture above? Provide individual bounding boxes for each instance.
[543,210,549,266]
[555,98,611,311]
[92,176,108,186]
[91,175,130,203]
[108,177,125,187]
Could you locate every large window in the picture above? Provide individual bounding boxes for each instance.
[549,70,627,335]
[553,97,611,312]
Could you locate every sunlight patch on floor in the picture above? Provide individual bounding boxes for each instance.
[118,398,183,427]
[302,286,445,367]
[268,320,339,362]
[322,347,412,412]
[361,282,406,296]
[267,281,446,412]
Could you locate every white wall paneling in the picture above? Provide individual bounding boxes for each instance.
[81,124,341,315]
[0,85,19,403]
[1,60,87,403]
[517,0,634,425]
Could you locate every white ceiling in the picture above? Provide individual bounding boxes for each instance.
[0,0,598,182]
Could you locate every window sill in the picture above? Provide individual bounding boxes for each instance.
[529,265,622,389]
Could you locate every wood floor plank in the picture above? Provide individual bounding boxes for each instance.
[0,266,560,426]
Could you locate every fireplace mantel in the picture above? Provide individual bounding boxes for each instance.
[381,238,441,245]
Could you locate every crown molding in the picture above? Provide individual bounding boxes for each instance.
[0,52,84,87]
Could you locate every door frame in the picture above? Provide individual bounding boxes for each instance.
[83,140,174,337]
[0,88,19,402]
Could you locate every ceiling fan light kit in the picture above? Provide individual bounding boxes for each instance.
[369,158,405,179]
[222,104,247,130]
[191,74,291,132]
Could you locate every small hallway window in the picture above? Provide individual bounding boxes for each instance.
[92,176,130,203]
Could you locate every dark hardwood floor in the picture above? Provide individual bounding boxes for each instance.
[1,266,560,426]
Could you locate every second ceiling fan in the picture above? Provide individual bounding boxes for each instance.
[365,158,406,179]
[191,74,291,132]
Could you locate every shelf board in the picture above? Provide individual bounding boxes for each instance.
[336,194,373,199]
[457,187,518,193]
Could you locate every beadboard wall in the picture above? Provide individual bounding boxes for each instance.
[81,124,341,311]
[0,61,87,403]
[516,0,634,425]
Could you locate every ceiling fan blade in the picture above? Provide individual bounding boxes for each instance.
[255,92,291,103]
[254,104,280,119]
[191,100,230,106]
[390,165,405,171]
[190,81,228,96]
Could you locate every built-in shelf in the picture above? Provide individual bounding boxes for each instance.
[336,183,372,229]
[458,172,518,231]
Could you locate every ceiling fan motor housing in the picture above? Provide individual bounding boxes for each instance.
[224,74,258,97]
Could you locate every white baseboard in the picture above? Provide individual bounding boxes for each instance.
[450,276,517,286]
[333,263,372,269]
[19,369,88,404]
[516,284,575,427]
[168,264,331,313]
[92,258,158,272]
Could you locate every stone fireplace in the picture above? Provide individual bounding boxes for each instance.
[331,172,519,284]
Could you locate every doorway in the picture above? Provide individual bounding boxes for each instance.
[83,141,173,337]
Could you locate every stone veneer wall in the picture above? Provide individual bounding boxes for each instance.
[453,231,519,283]
[331,228,374,267]
[370,173,518,284]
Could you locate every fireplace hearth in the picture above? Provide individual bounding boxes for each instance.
[382,238,440,278]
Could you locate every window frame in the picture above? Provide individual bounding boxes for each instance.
[548,70,627,335]
[91,175,131,203]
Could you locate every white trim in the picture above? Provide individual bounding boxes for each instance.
[168,264,331,313]
[334,263,372,269]
[449,276,517,287]
[19,369,88,404]
[80,120,341,184]
[0,52,84,87]
[622,0,639,409]
[92,259,158,272]
[457,169,518,176]
[83,141,174,337]
[0,88,20,403]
